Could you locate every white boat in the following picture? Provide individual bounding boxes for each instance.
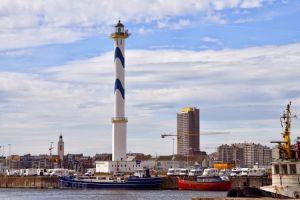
[260,101,300,198]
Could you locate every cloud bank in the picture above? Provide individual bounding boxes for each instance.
[0,42,299,155]
[0,0,274,49]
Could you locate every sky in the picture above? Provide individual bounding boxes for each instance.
[0,0,300,156]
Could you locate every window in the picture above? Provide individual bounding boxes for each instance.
[282,164,288,174]
[274,165,279,174]
[290,164,297,174]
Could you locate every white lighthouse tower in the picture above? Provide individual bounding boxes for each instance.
[110,20,130,162]
[96,21,139,173]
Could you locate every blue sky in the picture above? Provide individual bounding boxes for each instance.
[0,0,300,156]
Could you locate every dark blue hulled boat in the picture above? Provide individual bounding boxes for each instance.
[59,169,162,190]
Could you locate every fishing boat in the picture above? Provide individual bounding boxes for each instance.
[59,168,162,190]
[260,101,300,198]
[228,101,300,198]
[178,168,231,191]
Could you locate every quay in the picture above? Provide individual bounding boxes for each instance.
[0,176,59,189]
[192,198,282,200]
[0,176,270,189]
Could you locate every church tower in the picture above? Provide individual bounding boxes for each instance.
[57,133,64,161]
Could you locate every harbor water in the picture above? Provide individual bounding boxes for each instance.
[0,188,226,200]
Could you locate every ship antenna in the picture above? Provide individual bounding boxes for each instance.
[280,101,297,159]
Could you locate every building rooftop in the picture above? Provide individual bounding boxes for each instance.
[181,107,197,113]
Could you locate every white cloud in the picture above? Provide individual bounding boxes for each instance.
[157,19,191,30]
[201,36,223,46]
[0,0,273,50]
[240,0,273,9]
[1,43,300,155]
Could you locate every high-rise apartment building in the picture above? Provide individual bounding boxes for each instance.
[177,107,200,155]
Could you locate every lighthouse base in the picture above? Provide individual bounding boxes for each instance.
[112,120,127,162]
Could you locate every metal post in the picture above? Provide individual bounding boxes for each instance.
[172,138,175,168]
[8,144,11,170]
[187,152,188,168]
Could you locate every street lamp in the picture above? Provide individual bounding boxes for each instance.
[8,144,11,170]
[186,148,193,168]
[172,138,175,168]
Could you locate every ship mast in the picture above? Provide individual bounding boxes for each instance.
[279,101,297,159]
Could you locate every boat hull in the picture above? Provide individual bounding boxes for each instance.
[178,179,231,191]
[59,176,162,190]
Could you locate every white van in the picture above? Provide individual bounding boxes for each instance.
[50,168,69,177]
[240,168,250,176]
[37,168,47,176]
[219,169,231,176]
[84,169,95,176]
[179,168,188,176]
[248,168,266,176]
[202,168,219,177]
[23,168,38,176]
[188,168,202,176]
[167,168,181,176]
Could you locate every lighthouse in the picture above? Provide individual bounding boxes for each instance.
[110,20,130,162]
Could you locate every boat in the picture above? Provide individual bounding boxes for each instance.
[227,101,300,198]
[178,168,231,191]
[59,168,162,190]
[260,101,300,198]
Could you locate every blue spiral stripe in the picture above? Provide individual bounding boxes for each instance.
[114,47,125,67]
[114,79,125,99]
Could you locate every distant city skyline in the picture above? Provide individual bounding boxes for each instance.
[0,0,300,156]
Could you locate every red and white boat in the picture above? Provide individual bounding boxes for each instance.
[178,168,231,191]
[178,175,231,191]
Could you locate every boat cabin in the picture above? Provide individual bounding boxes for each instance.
[202,168,219,177]
[133,168,151,178]
[272,160,300,186]
[196,176,229,183]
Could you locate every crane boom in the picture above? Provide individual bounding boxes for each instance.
[161,131,230,138]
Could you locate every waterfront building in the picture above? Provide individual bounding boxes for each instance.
[177,107,200,155]
[57,134,64,162]
[217,144,233,163]
[272,145,280,161]
[231,144,244,167]
[216,143,272,168]
[243,143,257,168]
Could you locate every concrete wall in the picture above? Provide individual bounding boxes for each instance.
[0,175,271,190]
[0,176,59,188]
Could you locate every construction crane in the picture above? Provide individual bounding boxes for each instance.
[161,131,230,138]
[49,142,54,156]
